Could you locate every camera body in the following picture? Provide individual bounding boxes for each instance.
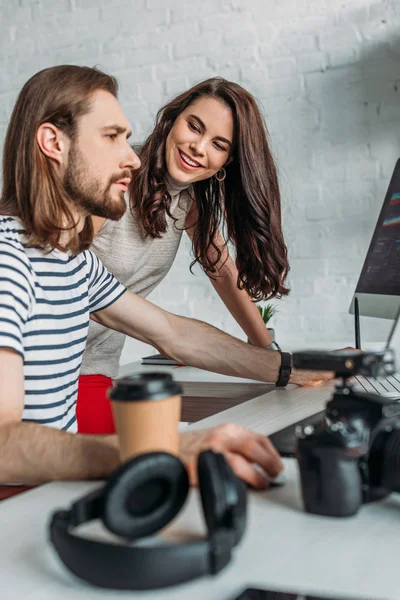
[293,348,396,379]
[293,348,400,517]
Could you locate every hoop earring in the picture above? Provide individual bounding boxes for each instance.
[215,168,226,182]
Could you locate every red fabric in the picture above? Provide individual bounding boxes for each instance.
[0,486,33,502]
[76,375,116,434]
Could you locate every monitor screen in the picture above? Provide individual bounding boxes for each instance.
[350,160,400,319]
[355,163,400,297]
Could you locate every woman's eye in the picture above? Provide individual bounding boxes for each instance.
[188,121,200,133]
[214,142,227,151]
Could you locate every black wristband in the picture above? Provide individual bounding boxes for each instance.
[276,351,292,387]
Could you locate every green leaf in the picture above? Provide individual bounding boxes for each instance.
[257,302,278,325]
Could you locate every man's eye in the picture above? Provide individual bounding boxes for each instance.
[188,121,200,133]
[106,133,117,140]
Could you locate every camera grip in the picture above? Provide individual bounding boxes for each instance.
[297,443,362,517]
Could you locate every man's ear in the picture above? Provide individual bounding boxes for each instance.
[36,123,70,167]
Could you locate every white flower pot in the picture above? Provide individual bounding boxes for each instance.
[248,326,275,344]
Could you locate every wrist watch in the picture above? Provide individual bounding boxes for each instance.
[276,351,292,387]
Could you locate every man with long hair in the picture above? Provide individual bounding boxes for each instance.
[0,65,329,486]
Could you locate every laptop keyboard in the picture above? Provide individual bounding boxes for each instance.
[349,372,400,397]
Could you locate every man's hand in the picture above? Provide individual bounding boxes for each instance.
[289,368,335,387]
[289,347,360,387]
[179,423,284,489]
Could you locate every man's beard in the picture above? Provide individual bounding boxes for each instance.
[64,144,129,221]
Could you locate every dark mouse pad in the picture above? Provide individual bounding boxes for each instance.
[268,411,325,457]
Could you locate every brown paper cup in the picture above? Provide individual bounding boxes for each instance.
[108,372,182,462]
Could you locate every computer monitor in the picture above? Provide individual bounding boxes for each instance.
[349,159,400,319]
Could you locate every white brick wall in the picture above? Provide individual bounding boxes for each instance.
[0,0,398,366]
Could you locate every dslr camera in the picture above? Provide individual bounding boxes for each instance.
[293,348,400,517]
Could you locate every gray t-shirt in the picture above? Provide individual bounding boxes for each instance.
[80,179,192,377]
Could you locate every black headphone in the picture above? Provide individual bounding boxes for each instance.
[49,450,247,590]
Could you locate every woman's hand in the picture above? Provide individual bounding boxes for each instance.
[179,423,284,489]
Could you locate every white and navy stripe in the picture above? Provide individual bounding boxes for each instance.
[0,217,126,432]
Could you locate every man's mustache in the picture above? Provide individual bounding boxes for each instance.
[108,170,133,186]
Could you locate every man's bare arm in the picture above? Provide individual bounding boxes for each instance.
[0,348,285,489]
[0,348,120,484]
[92,292,333,386]
[92,291,282,383]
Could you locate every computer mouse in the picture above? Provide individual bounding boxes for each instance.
[268,472,287,487]
[246,471,287,490]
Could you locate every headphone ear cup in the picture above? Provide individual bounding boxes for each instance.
[230,475,247,546]
[198,450,228,533]
[198,450,247,546]
[102,452,189,540]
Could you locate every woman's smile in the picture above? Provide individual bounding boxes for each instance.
[177,148,204,170]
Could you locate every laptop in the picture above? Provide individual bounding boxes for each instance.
[349,301,400,397]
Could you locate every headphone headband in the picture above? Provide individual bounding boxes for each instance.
[50,511,228,590]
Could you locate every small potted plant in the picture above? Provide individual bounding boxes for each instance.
[257,302,278,342]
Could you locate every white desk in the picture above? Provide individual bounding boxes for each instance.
[119,360,337,432]
[1,460,399,600]
[1,366,399,600]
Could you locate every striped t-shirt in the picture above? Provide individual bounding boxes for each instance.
[0,216,126,432]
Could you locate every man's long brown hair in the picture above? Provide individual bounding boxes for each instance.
[131,77,289,300]
[0,65,118,253]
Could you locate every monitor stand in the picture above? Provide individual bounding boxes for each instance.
[354,295,361,350]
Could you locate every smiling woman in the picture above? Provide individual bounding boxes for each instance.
[76,77,290,435]
[165,97,234,183]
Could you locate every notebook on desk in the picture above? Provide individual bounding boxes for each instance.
[141,353,181,366]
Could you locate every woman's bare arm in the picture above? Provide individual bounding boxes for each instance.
[185,202,273,347]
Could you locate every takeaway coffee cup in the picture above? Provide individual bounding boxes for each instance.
[108,372,183,461]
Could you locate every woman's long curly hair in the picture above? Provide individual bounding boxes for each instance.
[131,77,289,300]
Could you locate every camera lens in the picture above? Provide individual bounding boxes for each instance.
[369,426,400,493]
